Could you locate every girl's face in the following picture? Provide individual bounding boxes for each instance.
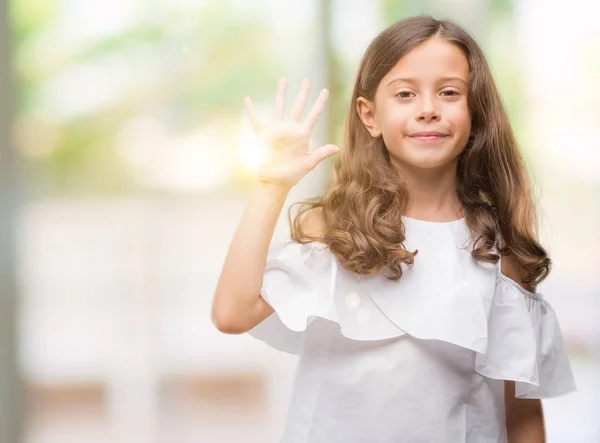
[357,37,471,172]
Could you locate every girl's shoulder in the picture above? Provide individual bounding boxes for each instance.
[499,252,535,293]
[299,207,327,238]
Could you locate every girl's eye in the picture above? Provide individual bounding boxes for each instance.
[440,90,459,97]
[395,91,414,99]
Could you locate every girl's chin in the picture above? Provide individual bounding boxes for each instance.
[389,149,458,170]
[391,156,456,170]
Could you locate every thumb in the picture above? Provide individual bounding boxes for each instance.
[308,144,340,169]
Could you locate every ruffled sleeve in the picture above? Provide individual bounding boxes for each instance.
[246,238,335,354]
[476,272,577,399]
[246,237,408,354]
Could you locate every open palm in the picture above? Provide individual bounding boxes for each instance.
[244,77,340,189]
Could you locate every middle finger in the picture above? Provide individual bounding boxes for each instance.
[290,77,310,122]
[274,77,287,121]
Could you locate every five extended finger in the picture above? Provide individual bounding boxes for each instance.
[303,89,329,130]
[274,77,287,121]
[290,77,310,122]
[244,96,262,133]
[308,144,340,170]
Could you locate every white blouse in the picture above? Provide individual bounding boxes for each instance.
[248,216,576,443]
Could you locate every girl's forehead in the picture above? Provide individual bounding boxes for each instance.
[382,38,469,85]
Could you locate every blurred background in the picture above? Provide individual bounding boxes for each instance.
[1,0,599,442]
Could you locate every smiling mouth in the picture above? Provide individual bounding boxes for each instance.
[409,134,448,142]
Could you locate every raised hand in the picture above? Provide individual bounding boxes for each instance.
[244,77,340,189]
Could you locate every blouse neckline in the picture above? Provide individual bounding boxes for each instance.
[401,215,467,225]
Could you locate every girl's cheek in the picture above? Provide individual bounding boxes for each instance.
[392,106,412,123]
[448,106,470,124]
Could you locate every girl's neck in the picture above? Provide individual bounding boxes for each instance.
[395,160,464,222]
[403,204,465,223]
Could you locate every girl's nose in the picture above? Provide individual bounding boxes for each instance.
[415,95,440,122]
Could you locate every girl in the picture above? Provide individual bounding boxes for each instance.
[211,16,576,443]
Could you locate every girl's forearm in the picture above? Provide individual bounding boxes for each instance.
[506,404,546,443]
[211,181,288,329]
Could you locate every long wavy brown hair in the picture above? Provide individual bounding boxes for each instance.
[289,16,550,290]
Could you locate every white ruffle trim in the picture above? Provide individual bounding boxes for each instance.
[248,238,577,399]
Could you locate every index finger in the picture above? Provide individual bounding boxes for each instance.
[244,96,263,133]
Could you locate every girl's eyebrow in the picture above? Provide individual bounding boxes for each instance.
[386,76,467,88]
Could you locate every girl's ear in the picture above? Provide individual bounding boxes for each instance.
[356,97,382,138]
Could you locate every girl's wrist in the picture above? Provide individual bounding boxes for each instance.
[255,179,292,196]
